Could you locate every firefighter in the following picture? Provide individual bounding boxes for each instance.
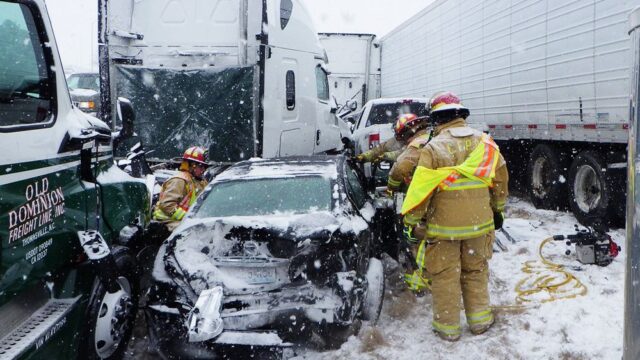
[385,113,433,292]
[152,146,210,235]
[401,91,508,341]
[387,113,431,193]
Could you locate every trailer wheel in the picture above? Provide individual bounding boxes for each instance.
[568,151,610,225]
[527,144,566,210]
[80,247,139,360]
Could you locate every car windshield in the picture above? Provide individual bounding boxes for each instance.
[67,74,99,91]
[194,176,332,217]
[366,102,428,126]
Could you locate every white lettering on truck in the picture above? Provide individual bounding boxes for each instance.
[8,178,66,244]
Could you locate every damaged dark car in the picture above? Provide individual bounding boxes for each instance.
[146,156,387,358]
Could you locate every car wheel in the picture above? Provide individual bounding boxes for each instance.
[361,258,384,324]
[568,151,611,225]
[527,144,566,210]
[79,247,139,360]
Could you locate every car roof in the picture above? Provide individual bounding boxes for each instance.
[213,155,344,182]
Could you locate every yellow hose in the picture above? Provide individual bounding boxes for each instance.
[514,237,587,304]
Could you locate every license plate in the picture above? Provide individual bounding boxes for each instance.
[244,268,276,284]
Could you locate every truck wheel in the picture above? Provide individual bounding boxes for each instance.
[527,144,566,209]
[568,151,610,225]
[80,248,139,360]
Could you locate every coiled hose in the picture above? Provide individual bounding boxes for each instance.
[514,237,587,304]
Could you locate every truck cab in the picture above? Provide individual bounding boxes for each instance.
[0,1,151,358]
[100,0,342,163]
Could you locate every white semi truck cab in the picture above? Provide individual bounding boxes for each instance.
[99,0,342,163]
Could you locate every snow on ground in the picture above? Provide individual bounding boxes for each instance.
[296,197,625,360]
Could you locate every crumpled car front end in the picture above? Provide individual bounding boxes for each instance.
[146,214,369,358]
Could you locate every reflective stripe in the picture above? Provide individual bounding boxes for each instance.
[152,208,171,220]
[442,178,488,191]
[495,200,506,212]
[467,309,493,325]
[403,213,422,227]
[172,207,187,221]
[416,239,427,271]
[426,219,494,239]
[404,271,430,291]
[432,321,461,336]
[387,177,402,187]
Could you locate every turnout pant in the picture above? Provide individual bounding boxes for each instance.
[424,232,495,337]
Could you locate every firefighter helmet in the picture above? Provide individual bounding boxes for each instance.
[429,91,469,121]
[182,146,208,165]
[394,113,428,142]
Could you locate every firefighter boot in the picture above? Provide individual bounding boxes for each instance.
[433,328,461,342]
[469,313,495,335]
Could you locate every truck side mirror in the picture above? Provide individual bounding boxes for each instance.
[113,97,135,149]
[117,97,135,138]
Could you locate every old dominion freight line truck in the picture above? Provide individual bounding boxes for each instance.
[0,0,152,358]
[378,0,640,225]
[98,0,342,163]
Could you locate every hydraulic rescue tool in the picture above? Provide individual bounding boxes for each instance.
[553,222,620,267]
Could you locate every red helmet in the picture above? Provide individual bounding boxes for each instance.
[394,113,428,141]
[429,91,469,120]
[182,146,208,165]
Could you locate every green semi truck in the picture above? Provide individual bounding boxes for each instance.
[0,1,152,358]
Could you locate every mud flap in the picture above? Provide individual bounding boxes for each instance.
[78,230,121,293]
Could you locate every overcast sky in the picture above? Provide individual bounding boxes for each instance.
[45,0,433,73]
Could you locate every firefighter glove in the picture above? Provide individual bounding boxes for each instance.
[385,187,394,198]
[493,211,504,230]
[402,224,418,244]
[381,152,396,162]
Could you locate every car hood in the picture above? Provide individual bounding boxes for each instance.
[156,209,372,294]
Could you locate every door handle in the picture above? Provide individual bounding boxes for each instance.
[316,130,321,145]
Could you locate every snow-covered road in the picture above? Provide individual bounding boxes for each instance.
[125,197,625,359]
[298,197,624,360]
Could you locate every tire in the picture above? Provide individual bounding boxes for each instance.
[79,247,139,360]
[361,258,385,324]
[315,320,362,350]
[568,151,611,225]
[527,144,567,210]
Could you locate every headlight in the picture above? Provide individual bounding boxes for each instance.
[78,100,95,110]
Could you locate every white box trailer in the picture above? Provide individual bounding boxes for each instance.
[379,0,640,224]
[319,33,381,112]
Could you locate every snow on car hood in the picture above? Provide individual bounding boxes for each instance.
[159,207,372,292]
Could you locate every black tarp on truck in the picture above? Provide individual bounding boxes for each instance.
[113,66,257,162]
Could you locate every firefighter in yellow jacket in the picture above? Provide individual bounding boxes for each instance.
[401,92,509,341]
[152,146,209,233]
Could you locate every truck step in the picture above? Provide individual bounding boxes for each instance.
[0,297,80,359]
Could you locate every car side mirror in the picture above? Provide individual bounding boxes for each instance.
[348,100,358,111]
[113,98,135,149]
